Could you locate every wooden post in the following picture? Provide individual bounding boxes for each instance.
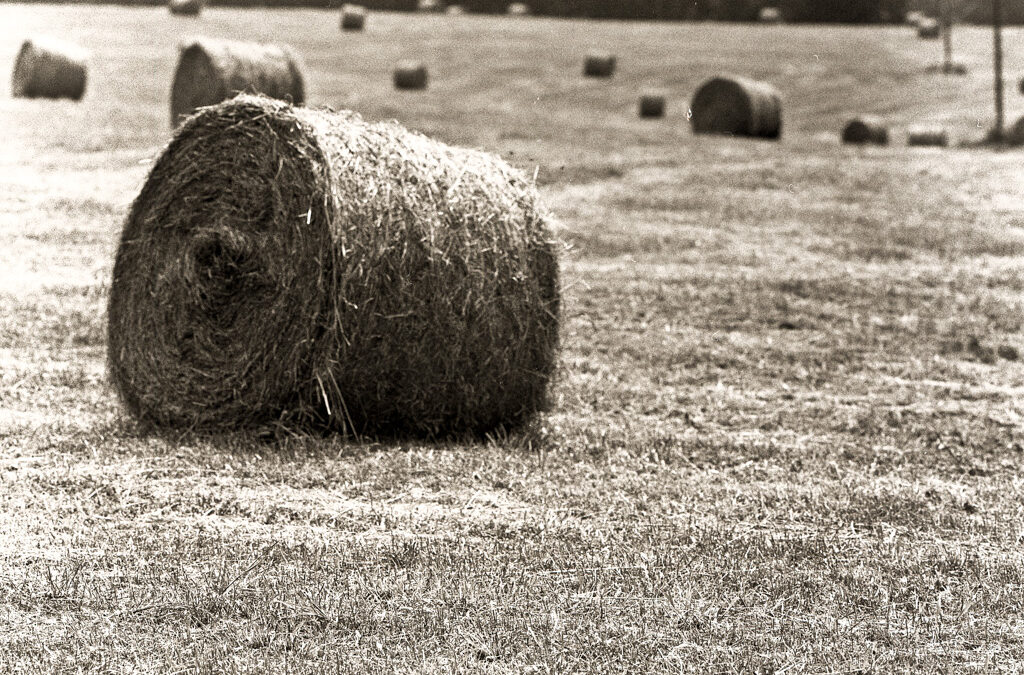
[994,0,1004,139]
[942,0,953,71]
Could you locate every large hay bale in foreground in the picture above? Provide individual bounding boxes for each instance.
[11,37,88,101]
[758,7,782,23]
[842,115,889,145]
[690,75,781,139]
[107,95,560,437]
[583,53,616,78]
[917,18,941,39]
[170,38,305,127]
[393,61,428,90]
[340,4,367,30]
[169,0,202,16]
[906,125,948,147]
[638,93,666,118]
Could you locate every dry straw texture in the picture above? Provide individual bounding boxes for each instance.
[638,93,666,118]
[583,53,616,78]
[340,4,367,30]
[393,61,428,90]
[169,38,305,127]
[842,115,889,145]
[11,37,88,101]
[168,0,203,16]
[906,125,948,147]
[107,95,560,438]
[917,18,940,39]
[690,75,782,139]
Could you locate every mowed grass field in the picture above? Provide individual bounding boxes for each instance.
[2,4,1024,671]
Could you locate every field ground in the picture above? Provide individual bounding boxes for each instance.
[2,5,1024,672]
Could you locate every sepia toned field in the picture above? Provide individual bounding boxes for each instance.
[1,4,1023,672]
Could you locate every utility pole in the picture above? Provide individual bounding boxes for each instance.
[942,0,953,72]
[993,0,1004,140]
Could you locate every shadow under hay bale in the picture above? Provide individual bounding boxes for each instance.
[842,115,889,145]
[340,4,367,30]
[690,75,781,139]
[507,2,530,15]
[107,95,561,438]
[11,37,88,101]
[638,93,666,118]
[393,61,428,90]
[917,18,941,39]
[169,0,202,16]
[907,125,948,147]
[169,37,305,127]
[758,7,782,23]
[583,53,615,78]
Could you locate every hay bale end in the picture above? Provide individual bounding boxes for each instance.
[393,61,428,90]
[690,75,781,139]
[638,93,666,119]
[11,37,88,101]
[417,0,445,12]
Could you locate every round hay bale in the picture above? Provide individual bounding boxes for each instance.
[340,4,367,30]
[507,2,530,15]
[417,0,445,12]
[169,0,202,16]
[842,115,889,145]
[905,10,924,26]
[638,93,666,119]
[446,4,465,14]
[170,38,305,127]
[11,37,88,101]
[106,95,560,438]
[758,7,782,23]
[906,125,948,147]
[393,61,428,90]
[917,18,941,39]
[583,53,616,78]
[690,75,781,139]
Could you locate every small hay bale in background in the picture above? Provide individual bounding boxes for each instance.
[340,4,367,30]
[917,18,941,39]
[169,0,202,16]
[393,61,428,90]
[842,115,889,145]
[583,53,616,78]
[758,7,783,23]
[11,37,88,101]
[446,4,464,13]
[690,75,781,139]
[1007,116,1024,145]
[638,93,666,119]
[507,2,530,15]
[905,10,924,26]
[169,37,305,127]
[906,125,948,147]
[1018,76,1024,95]
[106,95,561,438]
[417,0,445,12]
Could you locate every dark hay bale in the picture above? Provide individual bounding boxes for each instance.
[638,93,666,119]
[842,115,889,145]
[107,95,560,438]
[169,0,202,16]
[11,37,88,101]
[690,75,781,139]
[917,18,941,39]
[906,125,948,147]
[583,53,616,78]
[758,7,782,23]
[170,38,305,127]
[507,2,530,15]
[1005,116,1024,146]
[417,0,445,12]
[1018,76,1024,95]
[340,4,367,30]
[393,61,428,90]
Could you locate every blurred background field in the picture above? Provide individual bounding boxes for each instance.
[2,4,1024,672]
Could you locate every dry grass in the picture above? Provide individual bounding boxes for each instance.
[1,6,1023,672]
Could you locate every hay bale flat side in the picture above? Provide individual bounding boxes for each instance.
[169,38,305,127]
[507,2,530,15]
[917,18,941,39]
[393,61,428,90]
[758,7,782,23]
[169,0,202,16]
[107,95,561,438]
[638,93,666,118]
[690,75,781,139]
[842,115,889,145]
[11,37,88,101]
[906,125,948,147]
[583,53,616,78]
[340,4,367,30]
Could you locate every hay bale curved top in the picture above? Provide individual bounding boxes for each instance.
[690,75,781,139]
[170,38,305,127]
[842,115,888,145]
[107,95,560,438]
[340,4,367,30]
[169,0,203,16]
[11,37,88,101]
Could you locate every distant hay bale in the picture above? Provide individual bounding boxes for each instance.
[393,61,428,90]
[11,37,88,101]
[583,53,616,78]
[1007,116,1024,146]
[906,125,948,147]
[106,95,561,438]
[340,4,367,30]
[507,2,530,15]
[417,0,445,12]
[917,18,941,39]
[690,75,782,139]
[1018,76,1024,95]
[758,7,782,23]
[638,93,666,118]
[170,38,305,127]
[905,10,924,26]
[168,0,202,16]
[842,115,889,145]
[446,4,464,14]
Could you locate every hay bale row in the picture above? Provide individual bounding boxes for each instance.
[11,37,88,101]
[393,61,428,90]
[583,53,616,78]
[340,4,367,30]
[842,115,888,145]
[107,95,560,438]
[690,75,781,139]
[170,37,305,127]
[168,0,203,16]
